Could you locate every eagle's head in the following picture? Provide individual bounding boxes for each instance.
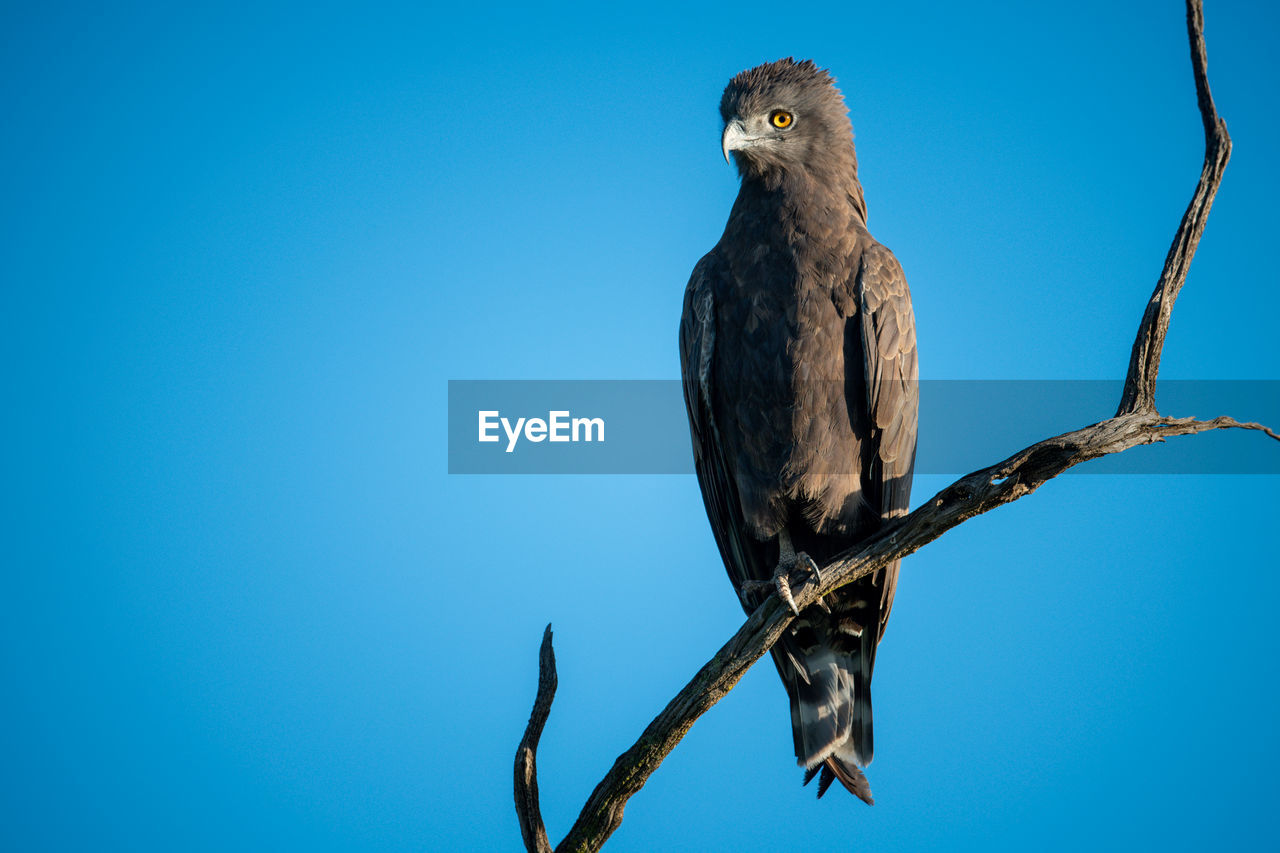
[719,58,859,189]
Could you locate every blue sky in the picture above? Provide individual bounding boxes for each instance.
[3,1,1278,850]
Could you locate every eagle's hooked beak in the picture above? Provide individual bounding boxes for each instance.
[722,120,749,164]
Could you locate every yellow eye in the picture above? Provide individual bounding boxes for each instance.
[770,110,794,129]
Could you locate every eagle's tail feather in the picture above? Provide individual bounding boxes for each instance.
[823,757,874,804]
[852,621,875,764]
[799,754,873,804]
[792,623,876,805]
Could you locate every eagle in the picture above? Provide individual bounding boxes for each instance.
[678,58,918,804]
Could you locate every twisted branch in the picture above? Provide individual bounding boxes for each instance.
[514,3,1273,850]
[1118,0,1231,415]
[514,625,556,853]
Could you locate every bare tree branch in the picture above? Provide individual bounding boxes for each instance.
[514,2,1273,851]
[514,625,556,853]
[1118,0,1231,415]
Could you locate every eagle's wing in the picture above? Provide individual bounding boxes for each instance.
[855,241,919,639]
[681,250,864,793]
[679,252,770,608]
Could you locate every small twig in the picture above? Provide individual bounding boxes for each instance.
[514,624,556,853]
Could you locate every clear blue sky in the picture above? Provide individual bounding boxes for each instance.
[3,1,1278,850]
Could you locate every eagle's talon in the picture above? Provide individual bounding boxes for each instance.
[775,571,799,615]
[795,551,823,587]
[740,568,801,615]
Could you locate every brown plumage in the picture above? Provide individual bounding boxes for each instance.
[679,58,918,803]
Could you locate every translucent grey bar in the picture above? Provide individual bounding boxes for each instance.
[447,380,1279,475]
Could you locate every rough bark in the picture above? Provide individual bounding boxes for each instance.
[1118,0,1231,416]
[514,2,1275,850]
[514,625,556,853]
